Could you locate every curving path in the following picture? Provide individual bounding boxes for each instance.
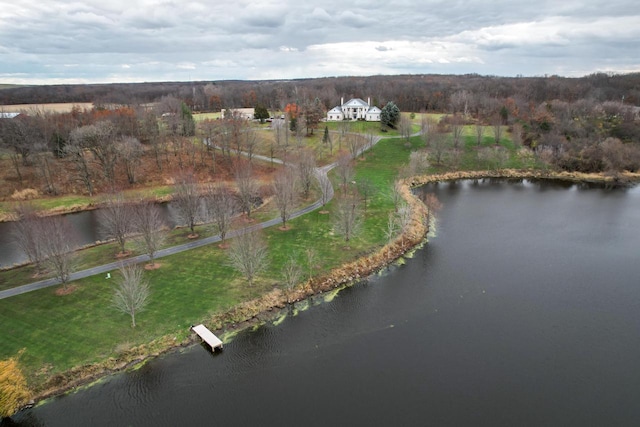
[0,133,384,300]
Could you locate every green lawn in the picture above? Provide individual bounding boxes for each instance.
[193,112,222,122]
[0,119,546,389]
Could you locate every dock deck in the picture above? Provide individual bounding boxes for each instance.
[191,324,223,351]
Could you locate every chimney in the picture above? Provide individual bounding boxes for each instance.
[341,97,344,106]
[368,97,370,106]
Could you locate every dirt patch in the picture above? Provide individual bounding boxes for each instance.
[115,251,132,259]
[144,263,162,271]
[54,285,78,296]
[187,233,199,239]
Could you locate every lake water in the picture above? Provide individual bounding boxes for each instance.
[0,204,176,268]
[5,179,640,426]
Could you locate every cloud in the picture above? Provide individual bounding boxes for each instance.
[0,0,637,84]
[311,8,331,21]
[337,10,377,28]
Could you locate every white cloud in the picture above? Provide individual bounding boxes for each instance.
[0,0,637,84]
[311,8,331,21]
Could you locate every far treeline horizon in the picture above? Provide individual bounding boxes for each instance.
[0,73,638,112]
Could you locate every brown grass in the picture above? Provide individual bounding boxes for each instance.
[0,103,94,113]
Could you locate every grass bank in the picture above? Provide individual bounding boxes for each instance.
[8,124,627,409]
[0,135,426,394]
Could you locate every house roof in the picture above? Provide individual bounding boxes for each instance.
[368,106,381,113]
[328,107,343,113]
[0,112,20,119]
[343,98,369,107]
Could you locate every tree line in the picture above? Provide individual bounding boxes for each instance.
[1,73,639,112]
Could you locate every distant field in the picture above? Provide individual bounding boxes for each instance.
[0,102,94,113]
[193,112,222,121]
[0,84,27,90]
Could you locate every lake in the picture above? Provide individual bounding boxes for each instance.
[5,179,640,426]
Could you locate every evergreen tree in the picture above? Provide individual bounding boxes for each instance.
[254,104,269,123]
[180,102,195,136]
[381,101,400,130]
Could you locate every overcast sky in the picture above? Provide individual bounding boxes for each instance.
[1,0,638,85]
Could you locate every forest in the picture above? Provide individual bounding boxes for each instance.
[0,72,639,203]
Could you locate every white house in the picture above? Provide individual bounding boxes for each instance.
[221,108,255,120]
[326,98,381,122]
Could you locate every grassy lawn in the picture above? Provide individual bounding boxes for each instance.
[0,135,416,386]
[0,119,546,390]
[193,112,222,121]
[0,244,244,385]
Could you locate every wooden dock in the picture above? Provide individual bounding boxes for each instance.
[191,324,223,351]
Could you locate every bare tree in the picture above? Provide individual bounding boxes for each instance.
[347,134,364,159]
[98,193,134,256]
[112,264,150,328]
[11,204,45,271]
[388,180,403,213]
[198,118,218,172]
[333,189,362,243]
[450,90,471,116]
[295,148,316,198]
[64,132,94,196]
[0,115,38,182]
[242,127,258,163]
[32,142,58,195]
[492,115,503,144]
[171,172,204,237]
[293,115,305,147]
[399,115,413,142]
[450,114,464,150]
[118,136,144,184]
[383,211,400,261]
[314,169,333,208]
[71,121,119,188]
[132,201,167,267]
[282,256,302,302]
[40,215,77,289]
[474,122,486,146]
[357,178,376,211]
[227,228,269,286]
[478,146,509,170]
[204,182,236,244]
[234,162,260,219]
[601,137,626,177]
[428,132,449,166]
[365,130,377,152]
[395,202,413,249]
[403,150,430,177]
[336,153,354,193]
[273,118,288,156]
[420,114,437,147]
[272,168,298,229]
[511,123,523,148]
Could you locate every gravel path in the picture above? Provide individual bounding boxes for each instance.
[0,133,386,300]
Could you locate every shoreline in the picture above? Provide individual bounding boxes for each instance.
[17,169,640,410]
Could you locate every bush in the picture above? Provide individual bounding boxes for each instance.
[0,356,30,418]
[10,188,39,201]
